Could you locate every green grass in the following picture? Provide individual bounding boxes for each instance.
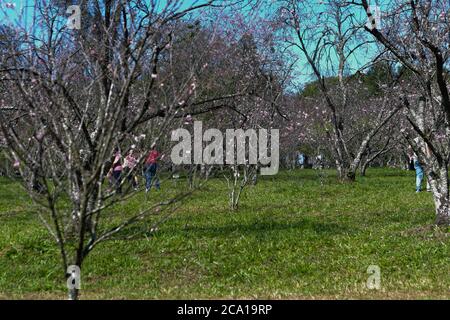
[0,168,449,299]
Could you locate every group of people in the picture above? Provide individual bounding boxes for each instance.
[296,152,324,169]
[107,143,161,194]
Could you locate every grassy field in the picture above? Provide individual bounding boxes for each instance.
[0,168,448,299]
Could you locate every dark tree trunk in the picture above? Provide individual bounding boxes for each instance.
[428,166,450,226]
[344,168,356,182]
[337,164,356,182]
[360,161,369,177]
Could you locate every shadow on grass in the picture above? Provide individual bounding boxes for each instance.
[111,217,351,241]
[258,171,337,183]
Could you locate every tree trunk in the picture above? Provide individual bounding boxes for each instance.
[428,166,450,226]
[343,168,356,181]
[336,164,356,182]
[335,158,357,182]
[360,161,369,177]
[434,192,450,225]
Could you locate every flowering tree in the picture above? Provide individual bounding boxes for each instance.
[171,8,287,210]
[277,0,402,181]
[0,0,258,299]
[215,36,286,209]
[357,0,450,225]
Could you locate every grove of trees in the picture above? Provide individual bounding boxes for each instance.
[0,0,448,299]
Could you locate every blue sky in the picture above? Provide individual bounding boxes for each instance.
[0,0,387,87]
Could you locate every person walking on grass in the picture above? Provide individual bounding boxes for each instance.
[124,147,139,191]
[144,143,161,193]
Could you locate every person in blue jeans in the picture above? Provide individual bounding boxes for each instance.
[414,159,424,192]
[144,144,160,192]
[409,141,431,193]
[145,163,160,192]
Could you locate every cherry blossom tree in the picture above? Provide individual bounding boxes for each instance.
[357,0,450,225]
[277,0,402,181]
[0,0,258,299]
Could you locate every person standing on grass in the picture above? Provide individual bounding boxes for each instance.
[12,154,20,176]
[144,143,161,193]
[409,138,431,193]
[412,152,424,193]
[298,152,305,169]
[124,147,139,190]
[110,147,123,194]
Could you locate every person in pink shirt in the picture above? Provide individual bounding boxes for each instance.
[144,143,160,192]
[124,148,138,190]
